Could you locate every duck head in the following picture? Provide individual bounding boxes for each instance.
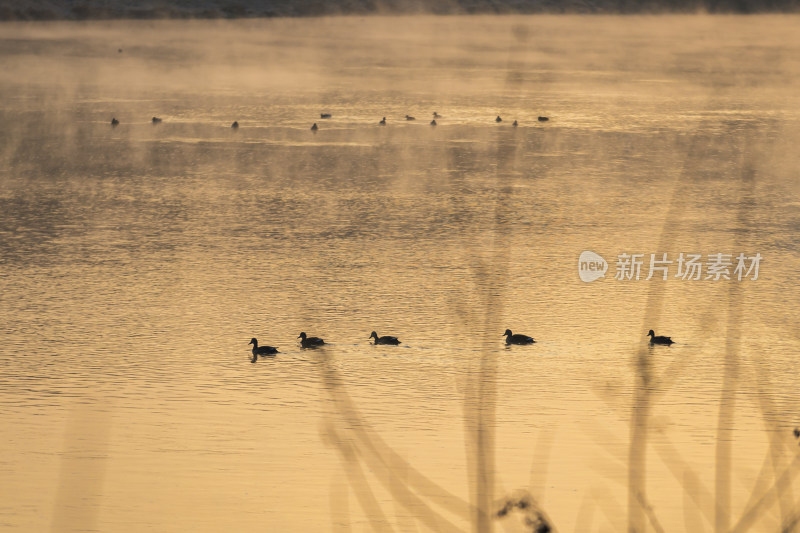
[370,331,378,340]
[298,332,307,340]
[249,338,257,345]
[647,330,655,337]
[503,329,513,337]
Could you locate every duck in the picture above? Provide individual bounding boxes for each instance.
[538,116,549,122]
[405,115,415,121]
[231,121,239,128]
[433,112,441,119]
[512,120,518,127]
[250,338,278,356]
[504,329,535,345]
[152,116,162,124]
[430,119,437,126]
[379,117,386,125]
[111,118,119,126]
[370,331,400,345]
[495,116,502,123]
[298,331,324,347]
[320,113,332,119]
[647,330,674,345]
[310,123,318,131]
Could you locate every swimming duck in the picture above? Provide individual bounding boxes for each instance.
[111,118,119,126]
[320,113,332,119]
[231,121,239,128]
[647,330,674,345]
[152,116,162,124]
[504,329,535,345]
[370,331,400,345]
[430,119,437,126]
[496,116,502,123]
[298,331,324,347]
[538,116,549,122]
[406,115,415,121]
[512,120,518,127]
[250,338,278,356]
[311,123,318,131]
[379,117,386,125]
[433,112,441,119]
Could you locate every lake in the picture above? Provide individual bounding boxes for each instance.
[1,14,799,532]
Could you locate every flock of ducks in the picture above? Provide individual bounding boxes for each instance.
[309,112,550,131]
[249,329,675,361]
[109,112,551,130]
[110,113,673,356]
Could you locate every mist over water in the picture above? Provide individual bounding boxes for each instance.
[1,14,800,532]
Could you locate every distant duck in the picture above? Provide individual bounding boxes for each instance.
[250,338,278,356]
[311,123,318,131]
[298,331,324,347]
[538,116,549,122]
[231,121,239,128]
[379,117,386,125]
[794,428,800,439]
[405,115,415,121]
[118,48,123,53]
[504,329,535,345]
[370,331,400,345]
[152,116,162,124]
[430,119,437,126]
[111,118,119,126]
[647,330,674,345]
[496,116,502,123]
[512,120,518,127]
[320,113,332,119]
[433,112,441,119]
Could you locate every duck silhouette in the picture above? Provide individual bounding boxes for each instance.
[647,330,674,345]
[433,112,441,119]
[379,117,386,125]
[231,121,239,128]
[496,116,502,123]
[111,118,119,126]
[311,123,318,131]
[370,331,400,345]
[538,116,549,122]
[430,119,437,126]
[504,329,535,345]
[250,338,278,357]
[320,113,332,119]
[152,116,162,124]
[405,115,415,121]
[298,331,324,347]
[512,120,518,126]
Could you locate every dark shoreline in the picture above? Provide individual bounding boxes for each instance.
[1,0,799,21]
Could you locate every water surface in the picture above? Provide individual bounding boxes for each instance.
[1,14,800,532]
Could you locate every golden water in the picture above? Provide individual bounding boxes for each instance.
[1,14,799,532]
